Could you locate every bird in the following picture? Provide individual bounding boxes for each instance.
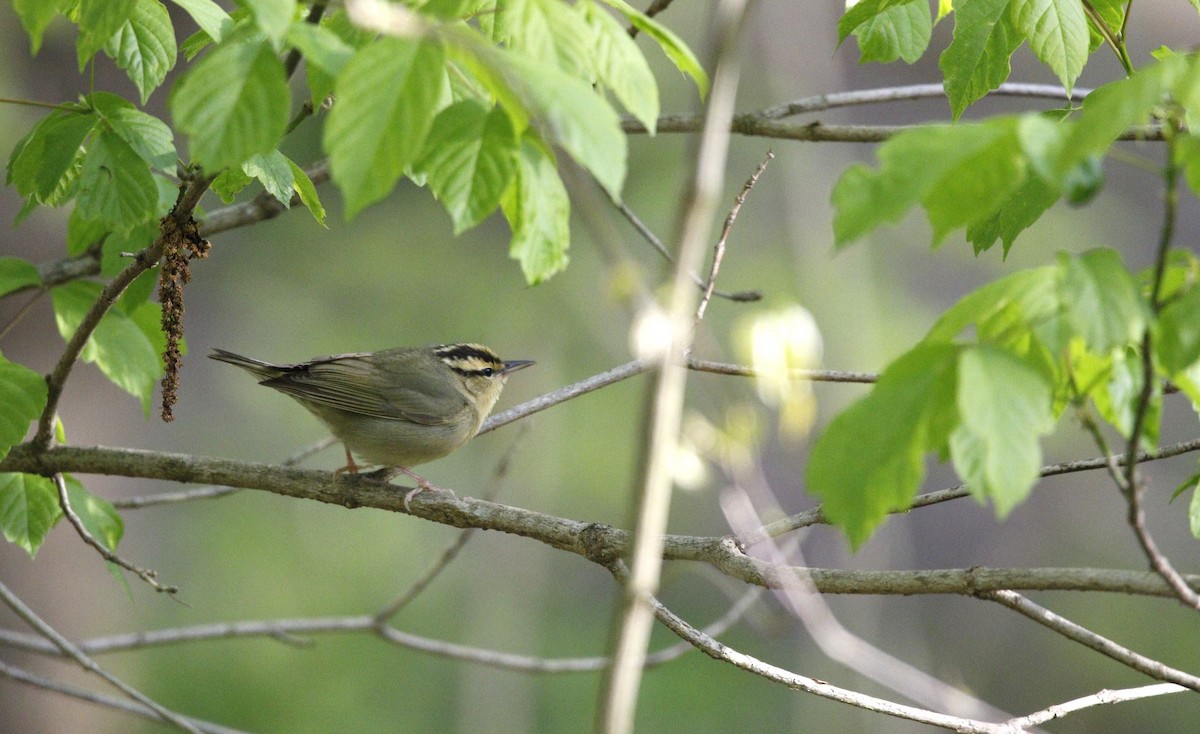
[209,343,534,508]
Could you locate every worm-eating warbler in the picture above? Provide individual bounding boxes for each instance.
[210,344,533,504]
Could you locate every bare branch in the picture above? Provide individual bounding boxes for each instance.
[0,579,202,733]
[0,659,248,734]
[980,590,1200,691]
[53,474,177,594]
[1004,683,1185,730]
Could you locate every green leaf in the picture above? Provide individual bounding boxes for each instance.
[7,109,97,204]
[0,258,42,298]
[1190,478,1200,539]
[170,37,291,172]
[1176,135,1200,201]
[497,0,594,78]
[211,167,253,203]
[243,149,294,205]
[13,0,67,54]
[0,473,61,557]
[76,0,138,69]
[416,101,518,233]
[169,0,233,41]
[1058,249,1147,354]
[76,129,159,230]
[52,282,163,414]
[582,0,659,133]
[489,46,626,199]
[1057,60,1174,176]
[927,265,1059,343]
[1157,284,1200,375]
[1011,0,1087,93]
[325,37,446,218]
[237,0,297,47]
[0,356,48,459]
[965,173,1059,255]
[503,136,570,284]
[837,0,913,44]
[65,475,124,550]
[128,300,178,373]
[1091,345,1158,442]
[807,343,960,548]
[832,118,1025,246]
[286,20,354,78]
[940,0,1022,120]
[89,93,176,169]
[951,345,1055,517]
[287,157,326,226]
[597,0,708,97]
[853,0,931,64]
[104,0,178,104]
[67,210,110,256]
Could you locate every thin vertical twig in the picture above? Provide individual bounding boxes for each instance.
[694,149,773,324]
[597,0,754,730]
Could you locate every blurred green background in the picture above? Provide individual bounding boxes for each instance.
[3,2,1200,732]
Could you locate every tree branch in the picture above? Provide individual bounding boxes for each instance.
[3,444,1200,599]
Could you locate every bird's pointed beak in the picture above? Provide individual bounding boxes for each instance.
[501,360,535,375]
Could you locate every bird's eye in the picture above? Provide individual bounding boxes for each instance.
[481,367,495,377]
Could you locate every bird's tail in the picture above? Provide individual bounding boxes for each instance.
[208,348,287,381]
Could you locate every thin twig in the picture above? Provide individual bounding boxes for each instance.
[628,0,678,37]
[742,437,1200,543]
[980,590,1200,690]
[0,289,46,342]
[1003,683,1184,730]
[612,201,761,302]
[0,579,202,733]
[599,0,753,727]
[695,150,773,324]
[1119,132,1200,609]
[605,561,1015,733]
[53,474,178,594]
[373,426,526,622]
[0,660,248,734]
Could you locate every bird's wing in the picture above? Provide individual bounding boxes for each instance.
[260,353,468,425]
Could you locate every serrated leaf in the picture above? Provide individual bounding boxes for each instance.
[1057,59,1175,176]
[243,149,294,205]
[497,0,594,79]
[13,0,66,54]
[286,157,326,226]
[170,37,291,172]
[0,473,61,557]
[853,0,931,64]
[0,357,48,458]
[966,173,1059,256]
[832,118,1025,246]
[416,101,518,233]
[1157,284,1200,375]
[503,136,570,284]
[1058,248,1147,354]
[927,265,1059,342]
[940,0,1022,120]
[807,343,960,548]
[89,93,176,169]
[1011,0,1087,93]
[76,129,159,230]
[325,37,446,218]
[67,210,110,256]
[7,109,97,204]
[238,0,296,47]
[488,46,626,198]
[952,345,1054,517]
[1091,345,1158,443]
[0,258,42,298]
[597,0,708,97]
[582,1,659,132]
[837,0,913,44]
[76,0,138,70]
[104,0,178,104]
[169,0,233,41]
[52,282,162,414]
[64,475,124,551]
